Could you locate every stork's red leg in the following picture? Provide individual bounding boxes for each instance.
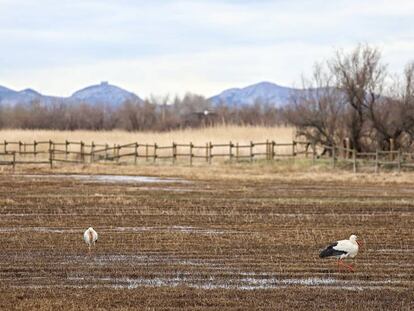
[337,259,342,272]
[344,263,355,272]
[338,260,354,272]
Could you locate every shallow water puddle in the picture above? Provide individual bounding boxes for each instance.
[0,227,80,233]
[21,174,188,184]
[0,226,240,235]
[87,254,229,269]
[64,275,401,291]
[110,226,240,235]
[375,248,414,253]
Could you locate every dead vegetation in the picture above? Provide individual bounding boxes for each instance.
[286,45,414,153]
[0,172,413,310]
[0,125,295,146]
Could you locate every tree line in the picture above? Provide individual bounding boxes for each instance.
[0,93,283,131]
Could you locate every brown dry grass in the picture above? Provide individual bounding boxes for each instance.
[0,125,295,145]
[0,173,413,310]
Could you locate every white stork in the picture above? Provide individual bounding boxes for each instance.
[319,234,363,272]
[83,227,98,253]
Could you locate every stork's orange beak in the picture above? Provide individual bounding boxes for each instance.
[356,240,364,247]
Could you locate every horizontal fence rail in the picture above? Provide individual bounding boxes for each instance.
[0,139,412,172]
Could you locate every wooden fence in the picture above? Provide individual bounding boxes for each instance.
[0,139,413,172]
[321,145,408,173]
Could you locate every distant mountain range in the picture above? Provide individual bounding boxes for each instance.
[71,82,141,106]
[0,85,60,106]
[0,82,142,107]
[0,81,305,108]
[208,81,302,107]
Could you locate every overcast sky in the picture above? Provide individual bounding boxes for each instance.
[0,0,413,98]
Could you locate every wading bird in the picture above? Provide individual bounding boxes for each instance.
[319,234,362,272]
[83,227,98,253]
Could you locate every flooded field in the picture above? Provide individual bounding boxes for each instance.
[0,173,413,310]
[21,174,188,184]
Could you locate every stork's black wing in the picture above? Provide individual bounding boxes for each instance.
[319,242,347,258]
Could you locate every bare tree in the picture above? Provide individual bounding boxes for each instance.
[285,63,346,149]
[362,61,414,151]
[397,62,414,148]
[330,44,387,151]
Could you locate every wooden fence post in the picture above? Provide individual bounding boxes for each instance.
[145,144,149,162]
[353,149,357,173]
[80,141,85,163]
[4,140,7,154]
[390,138,395,161]
[34,140,37,160]
[105,144,109,161]
[18,141,22,154]
[344,138,350,159]
[292,141,297,157]
[91,141,95,163]
[305,143,310,158]
[208,142,213,164]
[134,143,138,165]
[49,140,53,156]
[189,142,193,166]
[250,141,254,163]
[266,139,269,161]
[272,141,276,160]
[205,142,209,163]
[172,142,176,165]
[65,140,69,160]
[312,142,316,165]
[116,144,120,163]
[397,149,401,173]
[49,144,53,169]
[229,141,233,162]
[153,143,157,163]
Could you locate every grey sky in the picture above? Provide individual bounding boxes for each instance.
[0,0,413,98]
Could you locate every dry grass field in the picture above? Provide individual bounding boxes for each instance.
[0,126,296,146]
[0,168,413,310]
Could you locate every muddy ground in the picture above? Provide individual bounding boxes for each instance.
[0,173,413,310]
